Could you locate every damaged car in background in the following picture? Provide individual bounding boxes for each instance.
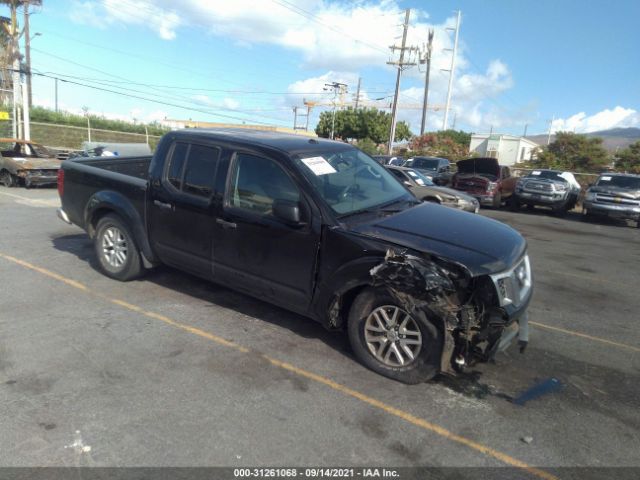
[385,165,479,213]
[0,138,61,188]
[57,129,532,383]
[512,169,581,216]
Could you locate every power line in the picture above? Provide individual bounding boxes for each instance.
[269,0,390,55]
[9,68,290,126]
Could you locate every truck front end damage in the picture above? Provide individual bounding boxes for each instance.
[370,249,531,374]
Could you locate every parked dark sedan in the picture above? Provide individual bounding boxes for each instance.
[403,156,452,185]
[387,165,479,213]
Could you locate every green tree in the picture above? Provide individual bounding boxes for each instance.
[408,130,472,161]
[534,132,610,172]
[614,141,640,173]
[356,137,380,155]
[315,107,412,144]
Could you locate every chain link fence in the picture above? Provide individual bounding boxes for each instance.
[22,121,162,151]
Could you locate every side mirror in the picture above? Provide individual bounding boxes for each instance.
[273,199,303,225]
[403,181,413,188]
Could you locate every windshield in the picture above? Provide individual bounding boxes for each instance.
[295,148,410,216]
[527,170,567,182]
[595,175,640,189]
[406,169,434,186]
[411,158,440,171]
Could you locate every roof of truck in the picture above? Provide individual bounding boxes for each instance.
[171,128,351,155]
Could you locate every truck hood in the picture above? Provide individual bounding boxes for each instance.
[4,157,61,170]
[456,157,500,177]
[588,186,640,199]
[349,202,526,276]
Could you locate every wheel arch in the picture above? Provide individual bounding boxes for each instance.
[84,190,157,264]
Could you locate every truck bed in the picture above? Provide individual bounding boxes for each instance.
[60,156,153,231]
[75,156,152,180]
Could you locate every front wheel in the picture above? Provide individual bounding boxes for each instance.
[347,287,441,384]
[0,170,17,187]
[94,214,143,281]
[492,192,502,209]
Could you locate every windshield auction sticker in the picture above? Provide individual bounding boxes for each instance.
[301,156,337,175]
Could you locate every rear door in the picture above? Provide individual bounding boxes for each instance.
[148,141,221,277]
[212,151,320,313]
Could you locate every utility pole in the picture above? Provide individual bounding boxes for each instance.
[547,115,555,145]
[23,0,32,108]
[442,10,461,131]
[323,81,347,140]
[451,111,457,130]
[419,28,434,136]
[387,9,418,154]
[523,124,528,137]
[54,76,58,112]
[292,106,298,130]
[354,77,361,109]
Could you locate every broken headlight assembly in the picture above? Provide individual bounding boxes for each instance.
[489,254,532,307]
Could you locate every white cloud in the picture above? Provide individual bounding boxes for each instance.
[68,0,522,132]
[552,107,640,133]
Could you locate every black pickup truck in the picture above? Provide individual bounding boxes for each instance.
[57,129,532,383]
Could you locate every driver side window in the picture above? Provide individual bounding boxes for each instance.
[228,153,300,216]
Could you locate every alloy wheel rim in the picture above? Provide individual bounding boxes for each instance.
[364,305,422,367]
[101,226,128,268]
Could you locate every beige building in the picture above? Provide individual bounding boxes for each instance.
[469,134,539,166]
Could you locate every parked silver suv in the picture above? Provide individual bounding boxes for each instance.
[583,173,640,227]
[512,169,581,216]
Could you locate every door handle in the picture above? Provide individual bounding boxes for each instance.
[216,218,237,229]
[153,200,173,210]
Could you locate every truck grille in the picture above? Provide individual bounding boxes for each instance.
[594,194,640,207]
[523,181,553,192]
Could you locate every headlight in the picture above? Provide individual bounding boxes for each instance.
[488,182,498,191]
[585,191,596,201]
[490,255,532,307]
[554,184,567,192]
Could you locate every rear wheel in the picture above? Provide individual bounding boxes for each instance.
[347,287,441,384]
[94,214,143,281]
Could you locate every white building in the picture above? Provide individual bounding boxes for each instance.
[469,134,539,166]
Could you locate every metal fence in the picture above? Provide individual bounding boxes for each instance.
[17,121,163,151]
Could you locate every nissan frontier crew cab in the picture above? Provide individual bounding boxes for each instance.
[57,129,532,383]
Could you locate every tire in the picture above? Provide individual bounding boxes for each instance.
[508,197,521,211]
[492,192,502,209]
[1,170,16,188]
[553,204,568,217]
[347,287,441,384]
[581,208,593,222]
[94,214,143,281]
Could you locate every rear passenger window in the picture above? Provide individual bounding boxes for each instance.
[183,144,219,197]
[167,142,188,189]
[165,142,220,197]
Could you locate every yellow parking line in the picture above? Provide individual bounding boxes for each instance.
[530,321,640,353]
[0,252,556,480]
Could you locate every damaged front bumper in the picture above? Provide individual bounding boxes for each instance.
[17,169,59,187]
[370,249,533,375]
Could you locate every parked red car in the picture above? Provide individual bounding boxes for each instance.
[452,157,517,208]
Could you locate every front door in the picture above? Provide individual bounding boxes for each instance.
[212,152,320,313]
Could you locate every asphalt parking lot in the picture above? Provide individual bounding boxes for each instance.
[1,186,639,478]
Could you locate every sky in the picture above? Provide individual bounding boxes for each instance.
[5,0,640,136]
